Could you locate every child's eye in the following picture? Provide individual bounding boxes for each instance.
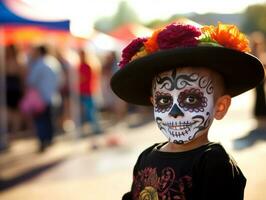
[158,96,171,105]
[184,95,198,104]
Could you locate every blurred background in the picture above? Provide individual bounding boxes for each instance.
[0,0,266,199]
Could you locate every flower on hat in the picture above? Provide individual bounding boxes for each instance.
[119,23,200,68]
[118,22,251,68]
[157,23,201,49]
[200,22,250,52]
[144,28,162,53]
[119,37,147,68]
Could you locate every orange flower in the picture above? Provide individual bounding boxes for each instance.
[144,28,162,53]
[201,22,251,52]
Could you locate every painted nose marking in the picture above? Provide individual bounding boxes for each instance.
[169,104,184,118]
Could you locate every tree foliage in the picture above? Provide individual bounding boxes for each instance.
[242,4,266,35]
[112,1,140,28]
[95,1,139,32]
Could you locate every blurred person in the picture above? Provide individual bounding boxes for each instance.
[100,51,127,147]
[5,44,25,136]
[55,49,72,131]
[102,51,149,127]
[111,22,265,200]
[77,49,103,145]
[250,31,266,129]
[101,50,117,111]
[101,51,128,123]
[27,45,62,152]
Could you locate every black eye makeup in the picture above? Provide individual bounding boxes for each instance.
[155,91,173,113]
[178,88,207,112]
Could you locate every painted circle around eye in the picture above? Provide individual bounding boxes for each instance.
[178,88,207,112]
[154,92,173,113]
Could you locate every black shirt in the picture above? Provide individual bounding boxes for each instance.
[122,142,246,200]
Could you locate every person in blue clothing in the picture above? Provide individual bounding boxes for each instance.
[110,22,265,200]
[27,45,62,152]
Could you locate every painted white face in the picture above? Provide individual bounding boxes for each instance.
[152,68,215,144]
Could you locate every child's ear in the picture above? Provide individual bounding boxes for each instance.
[214,95,231,120]
[150,96,154,106]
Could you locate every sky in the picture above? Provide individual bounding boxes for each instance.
[20,0,266,21]
[17,0,266,36]
[128,0,266,21]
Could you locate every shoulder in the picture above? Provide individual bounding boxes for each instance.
[134,142,165,164]
[35,58,51,71]
[198,143,240,173]
[138,143,163,157]
[193,143,246,199]
[202,143,229,159]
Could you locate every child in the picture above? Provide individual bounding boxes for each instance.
[110,22,265,200]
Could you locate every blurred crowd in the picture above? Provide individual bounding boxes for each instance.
[2,30,266,152]
[3,43,150,152]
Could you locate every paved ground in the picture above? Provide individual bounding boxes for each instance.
[0,90,266,200]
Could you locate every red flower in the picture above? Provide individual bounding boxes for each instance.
[157,23,201,49]
[119,37,147,68]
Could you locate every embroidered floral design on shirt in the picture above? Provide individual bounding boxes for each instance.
[133,167,192,200]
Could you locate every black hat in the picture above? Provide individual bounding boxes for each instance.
[111,22,265,106]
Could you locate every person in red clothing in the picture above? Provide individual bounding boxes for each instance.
[78,49,102,137]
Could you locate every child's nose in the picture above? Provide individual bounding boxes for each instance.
[169,103,184,118]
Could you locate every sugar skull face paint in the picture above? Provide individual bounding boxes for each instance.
[152,68,215,144]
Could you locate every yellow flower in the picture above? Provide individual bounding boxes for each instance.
[139,186,159,200]
[130,48,148,61]
[201,22,251,52]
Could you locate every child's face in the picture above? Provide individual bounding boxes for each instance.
[151,67,216,144]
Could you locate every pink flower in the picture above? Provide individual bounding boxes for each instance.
[157,23,201,49]
[119,37,147,68]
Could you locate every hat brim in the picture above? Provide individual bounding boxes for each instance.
[111,46,265,106]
